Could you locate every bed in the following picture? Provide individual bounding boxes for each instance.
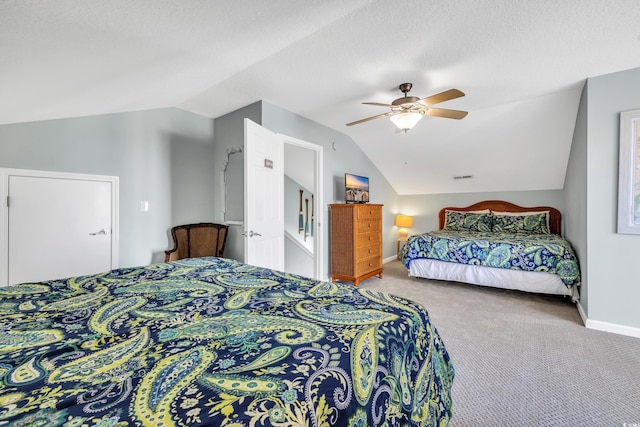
[401,200,581,301]
[0,257,453,426]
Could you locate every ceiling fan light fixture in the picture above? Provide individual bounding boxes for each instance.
[345,83,467,129]
[390,111,422,132]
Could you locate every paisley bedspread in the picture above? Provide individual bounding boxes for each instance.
[0,257,453,426]
[401,230,580,288]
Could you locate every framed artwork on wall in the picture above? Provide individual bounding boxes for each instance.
[617,109,640,234]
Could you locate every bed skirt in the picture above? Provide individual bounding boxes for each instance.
[408,258,580,302]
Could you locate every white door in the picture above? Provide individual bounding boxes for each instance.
[244,119,284,270]
[2,170,118,286]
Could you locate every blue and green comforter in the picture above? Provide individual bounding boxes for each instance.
[401,230,580,288]
[0,257,453,426]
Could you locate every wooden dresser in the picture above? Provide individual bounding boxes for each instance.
[329,203,383,286]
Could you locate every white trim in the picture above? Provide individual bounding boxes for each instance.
[284,229,313,258]
[576,301,588,326]
[585,318,640,339]
[0,168,119,287]
[576,299,640,338]
[279,133,324,281]
[383,255,397,264]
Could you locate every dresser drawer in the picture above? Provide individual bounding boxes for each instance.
[356,244,380,259]
[355,232,380,247]
[355,255,381,276]
[356,206,382,220]
[356,219,380,234]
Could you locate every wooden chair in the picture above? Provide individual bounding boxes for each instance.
[164,223,228,262]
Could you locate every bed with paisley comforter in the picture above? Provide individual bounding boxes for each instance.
[0,257,453,426]
[401,200,581,301]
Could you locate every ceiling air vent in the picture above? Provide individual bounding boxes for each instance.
[453,175,473,180]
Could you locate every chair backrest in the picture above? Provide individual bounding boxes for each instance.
[165,223,228,262]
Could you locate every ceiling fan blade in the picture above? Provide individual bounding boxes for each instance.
[346,112,393,126]
[362,102,394,107]
[424,108,468,120]
[418,89,465,107]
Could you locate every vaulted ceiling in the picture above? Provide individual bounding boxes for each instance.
[3,1,640,195]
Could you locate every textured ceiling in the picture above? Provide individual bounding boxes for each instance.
[2,0,640,195]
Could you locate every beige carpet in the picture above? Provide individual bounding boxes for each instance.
[355,260,640,427]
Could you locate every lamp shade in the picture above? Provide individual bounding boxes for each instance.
[390,112,422,131]
[395,214,413,228]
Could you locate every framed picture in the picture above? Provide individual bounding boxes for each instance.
[617,109,640,234]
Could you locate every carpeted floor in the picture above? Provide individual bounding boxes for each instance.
[356,260,640,427]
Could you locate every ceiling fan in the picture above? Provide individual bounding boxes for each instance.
[346,83,468,132]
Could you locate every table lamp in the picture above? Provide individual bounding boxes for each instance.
[395,214,413,240]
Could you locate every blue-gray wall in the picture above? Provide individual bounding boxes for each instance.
[0,108,216,267]
[564,83,589,315]
[212,102,262,261]
[578,67,640,329]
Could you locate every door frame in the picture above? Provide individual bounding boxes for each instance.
[281,134,324,280]
[0,168,119,287]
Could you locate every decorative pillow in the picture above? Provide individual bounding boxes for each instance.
[491,211,550,234]
[443,210,493,232]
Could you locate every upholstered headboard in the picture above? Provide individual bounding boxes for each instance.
[438,200,562,235]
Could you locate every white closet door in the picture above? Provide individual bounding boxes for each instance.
[7,173,116,286]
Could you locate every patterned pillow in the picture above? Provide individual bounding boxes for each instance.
[443,210,493,232]
[492,211,550,234]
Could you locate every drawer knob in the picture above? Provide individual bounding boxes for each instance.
[368,224,371,228]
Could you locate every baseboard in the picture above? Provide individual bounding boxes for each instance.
[584,318,640,339]
[576,301,587,326]
[383,255,397,264]
[576,301,640,338]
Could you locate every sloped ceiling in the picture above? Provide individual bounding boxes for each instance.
[2,1,640,195]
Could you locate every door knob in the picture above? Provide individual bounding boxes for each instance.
[242,230,262,237]
[89,229,107,236]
